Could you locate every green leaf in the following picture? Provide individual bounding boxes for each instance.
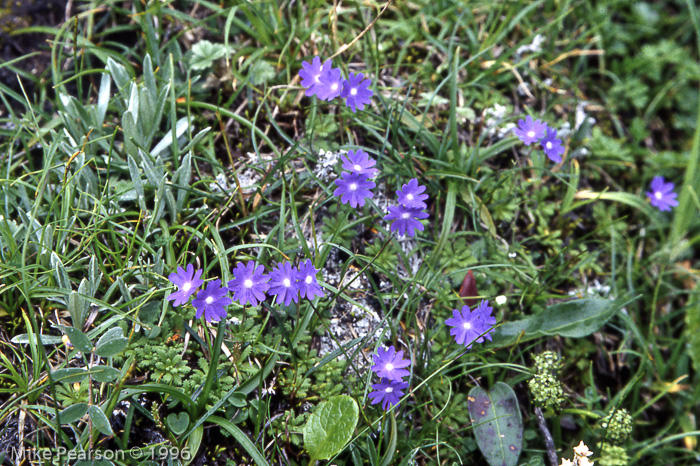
[89,366,121,383]
[686,283,700,374]
[68,291,89,332]
[107,57,131,91]
[303,395,359,462]
[95,328,128,358]
[52,368,89,384]
[58,403,88,424]
[51,252,70,290]
[58,325,92,354]
[183,426,203,466]
[167,412,190,435]
[127,154,146,211]
[88,405,114,436]
[189,40,231,71]
[248,60,276,86]
[10,334,63,345]
[468,382,523,466]
[490,298,625,346]
[209,416,271,466]
[95,72,111,127]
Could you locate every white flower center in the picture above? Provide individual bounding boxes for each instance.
[349,183,358,191]
[205,296,214,305]
[386,363,394,371]
[654,191,663,200]
[401,213,410,219]
[350,88,358,96]
[463,322,472,330]
[283,278,291,287]
[183,282,192,291]
[527,130,535,138]
[244,279,253,289]
[331,83,338,91]
[385,387,393,393]
[354,164,362,171]
[314,75,320,82]
[305,276,313,284]
[407,193,414,200]
[546,142,552,149]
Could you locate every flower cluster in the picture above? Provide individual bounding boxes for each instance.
[596,409,633,444]
[445,300,496,349]
[559,441,595,466]
[514,115,565,163]
[367,345,411,411]
[298,56,373,113]
[528,350,566,411]
[384,178,430,237]
[333,149,378,208]
[166,259,325,323]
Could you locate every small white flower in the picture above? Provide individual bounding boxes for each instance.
[495,295,507,306]
[573,441,593,457]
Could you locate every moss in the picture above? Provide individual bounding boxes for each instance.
[0,0,33,35]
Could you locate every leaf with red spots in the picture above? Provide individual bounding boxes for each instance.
[468,382,523,466]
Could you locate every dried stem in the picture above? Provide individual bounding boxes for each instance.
[534,406,558,466]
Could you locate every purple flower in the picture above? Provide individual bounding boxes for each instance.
[295,259,325,300]
[227,262,270,307]
[513,115,548,145]
[340,72,373,112]
[333,172,376,208]
[384,205,429,237]
[298,56,332,97]
[396,178,429,209]
[268,261,299,306]
[166,264,204,306]
[340,149,379,178]
[368,378,409,411]
[445,300,496,348]
[540,128,565,163]
[646,176,679,211]
[371,346,411,381]
[191,279,232,322]
[316,66,343,101]
[472,300,496,341]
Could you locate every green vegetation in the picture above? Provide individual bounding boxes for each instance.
[0,0,698,465]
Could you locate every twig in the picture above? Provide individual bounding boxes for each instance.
[534,406,558,466]
[328,0,394,60]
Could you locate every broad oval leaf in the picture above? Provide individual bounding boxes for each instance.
[89,366,121,383]
[58,325,93,354]
[303,395,359,462]
[468,382,523,466]
[95,328,128,358]
[88,405,114,436]
[490,298,624,346]
[52,368,88,384]
[58,403,88,424]
[167,412,190,435]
